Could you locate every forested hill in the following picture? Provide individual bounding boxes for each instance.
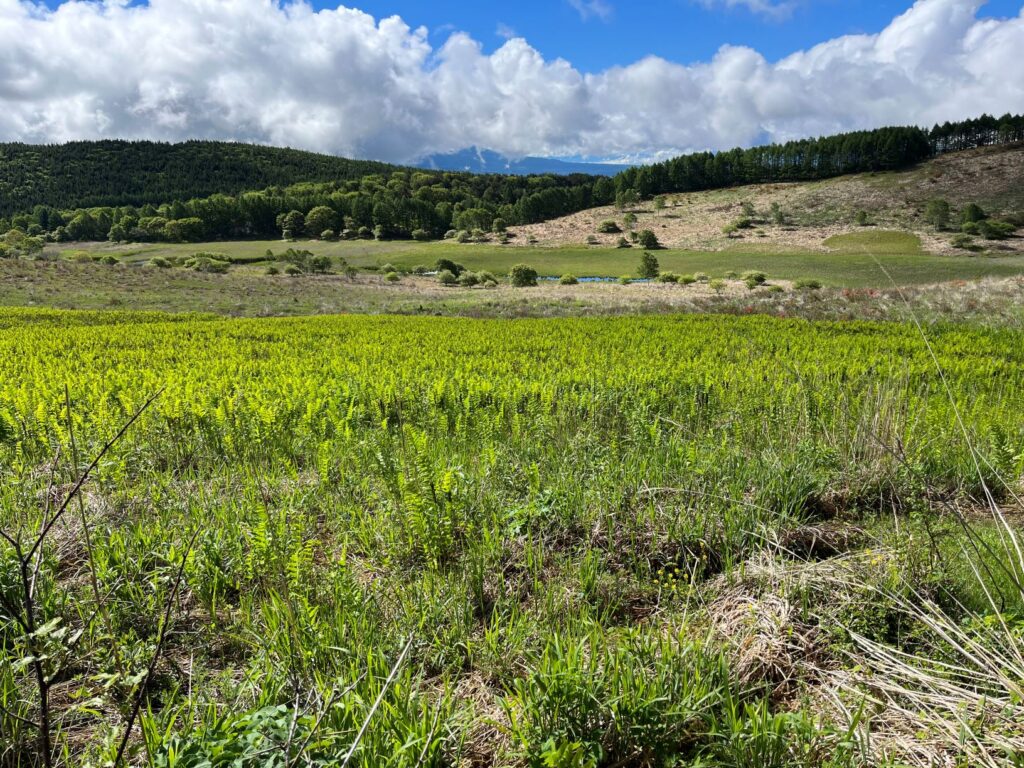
[0,140,398,216]
[1,114,1021,245]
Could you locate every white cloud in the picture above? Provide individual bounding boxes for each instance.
[495,22,517,40]
[696,0,796,20]
[567,0,614,22]
[0,0,1021,163]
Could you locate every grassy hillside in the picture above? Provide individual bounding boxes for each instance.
[511,143,1024,257]
[0,140,397,215]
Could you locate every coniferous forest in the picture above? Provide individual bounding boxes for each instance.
[1,113,1021,244]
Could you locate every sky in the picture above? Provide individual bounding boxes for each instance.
[2,0,1024,164]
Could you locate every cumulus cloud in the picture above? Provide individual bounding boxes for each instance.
[0,0,1021,163]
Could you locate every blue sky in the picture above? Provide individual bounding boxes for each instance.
[9,0,1024,161]
[313,0,1022,71]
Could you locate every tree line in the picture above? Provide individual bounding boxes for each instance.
[1,113,1020,245]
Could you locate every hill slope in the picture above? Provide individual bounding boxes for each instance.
[0,140,397,216]
[510,143,1024,256]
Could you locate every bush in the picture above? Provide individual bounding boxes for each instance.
[185,254,231,273]
[510,264,538,287]
[744,277,762,290]
[435,258,465,276]
[99,254,119,265]
[693,272,709,282]
[491,218,507,233]
[283,264,302,276]
[412,229,431,242]
[767,284,785,293]
[379,263,396,274]
[962,221,981,235]
[793,278,822,290]
[951,234,982,252]
[559,274,579,285]
[458,271,480,287]
[637,229,661,249]
[443,229,457,240]
[722,223,739,237]
[597,220,621,234]
[412,264,429,275]
[709,278,726,292]
[978,220,1015,240]
[384,271,400,282]
[616,237,631,249]
[437,269,458,286]
[855,210,870,226]
[320,229,337,241]
[457,230,472,243]
[678,274,697,285]
[962,203,987,224]
[471,229,490,243]
[638,251,660,279]
[724,271,738,279]
[265,265,280,275]
[924,199,951,230]
[769,202,786,225]
[617,276,632,285]
[586,235,599,245]
[656,272,679,283]
[149,256,172,268]
[357,226,372,239]
[741,270,767,286]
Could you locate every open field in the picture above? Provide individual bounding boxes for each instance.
[39,230,1024,288]
[7,255,1024,325]
[2,308,1024,766]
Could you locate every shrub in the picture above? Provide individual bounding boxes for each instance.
[384,271,400,282]
[656,272,679,283]
[616,237,631,249]
[498,232,510,245]
[724,271,738,279]
[482,279,498,288]
[962,221,981,235]
[678,274,697,285]
[623,212,637,229]
[510,264,538,287]
[744,277,762,290]
[471,229,490,243]
[924,199,951,230]
[412,264,429,275]
[435,259,465,276]
[741,201,756,217]
[265,265,280,275]
[637,230,661,249]
[694,272,709,282]
[491,218,507,233]
[962,203,987,224]
[617,275,632,285]
[283,264,302,276]
[741,270,767,286]
[357,226,372,239]
[597,220,621,234]
[770,202,786,225]
[412,229,431,242]
[794,278,822,290]
[149,256,172,268]
[380,263,397,274]
[185,255,230,273]
[586,235,599,245]
[559,274,579,285]
[978,220,1015,240]
[767,284,785,293]
[437,269,458,286]
[709,278,726,292]
[320,229,337,241]
[951,234,982,252]
[458,271,480,287]
[457,230,472,243]
[443,229,457,240]
[722,223,740,237]
[99,254,119,265]
[855,210,870,226]
[638,251,660,279]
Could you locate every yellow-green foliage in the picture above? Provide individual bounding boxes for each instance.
[2,308,1024,765]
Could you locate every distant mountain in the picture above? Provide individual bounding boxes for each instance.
[418,147,630,177]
